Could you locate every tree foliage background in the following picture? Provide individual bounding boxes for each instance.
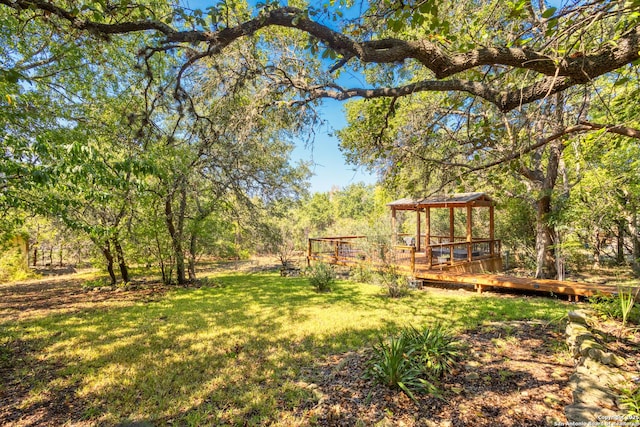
[1,0,640,281]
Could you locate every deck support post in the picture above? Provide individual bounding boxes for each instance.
[410,247,416,274]
[449,207,455,243]
[307,239,312,267]
[425,207,431,265]
[426,207,431,244]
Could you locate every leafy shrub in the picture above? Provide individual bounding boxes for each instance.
[620,384,640,416]
[350,264,372,283]
[0,246,33,282]
[307,262,334,292]
[367,324,460,399]
[374,264,409,298]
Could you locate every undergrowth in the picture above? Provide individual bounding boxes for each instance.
[307,262,335,292]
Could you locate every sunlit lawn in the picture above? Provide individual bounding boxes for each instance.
[1,272,570,425]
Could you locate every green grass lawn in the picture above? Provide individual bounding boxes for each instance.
[1,272,571,425]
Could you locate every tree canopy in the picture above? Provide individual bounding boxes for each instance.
[2,0,640,281]
[2,0,640,112]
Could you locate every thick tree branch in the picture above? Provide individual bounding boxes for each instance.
[578,120,640,139]
[2,2,640,111]
[294,76,579,112]
[439,120,640,190]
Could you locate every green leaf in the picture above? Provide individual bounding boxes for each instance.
[542,7,557,19]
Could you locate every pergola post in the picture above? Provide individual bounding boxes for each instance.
[449,207,455,265]
[391,208,397,244]
[425,207,431,245]
[449,207,455,242]
[466,205,473,261]
[489,205,495,256]
[425,207,431,267]
[416,208,421,252]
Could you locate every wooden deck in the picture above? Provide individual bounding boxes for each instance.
[414,270,628,301]
[307,236,637,301]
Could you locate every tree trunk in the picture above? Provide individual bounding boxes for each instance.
[155,230,169,285]
[165,197,185,284]
[188,232,197,281]
[165,180,188,285]
[112,236,129,283]
[521,98,566,280]
[592,230,604,269]
[531,145,562,279]
[616,219,625,265]
[534,194,557,279]
[102,241,117,285]
[628,213,640,275]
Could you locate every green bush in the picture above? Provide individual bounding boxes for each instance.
[367,324,460,399]
[620,384,640,416]
[0,247,33,282]
[350,264,372,283]
[307,262,334,292]
[375,265,409,298]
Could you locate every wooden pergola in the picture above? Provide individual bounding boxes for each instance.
[387,192,500,270]
[307,192,638,298]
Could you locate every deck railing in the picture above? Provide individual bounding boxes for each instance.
[425,239,500,268]
[307,236,367,265]
[308,236,501,274]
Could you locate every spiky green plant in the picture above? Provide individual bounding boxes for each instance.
[618,286,639,327]
[403,323,461,379]
[367,334,435,400]
[367,324,460,399]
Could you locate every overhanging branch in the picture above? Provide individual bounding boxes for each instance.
[2,1,640,111]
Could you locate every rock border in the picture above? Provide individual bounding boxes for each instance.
[565,309,632,424]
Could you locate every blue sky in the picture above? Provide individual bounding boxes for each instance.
[290,99,378,193]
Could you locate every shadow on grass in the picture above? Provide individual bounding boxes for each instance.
[0,272,570,425]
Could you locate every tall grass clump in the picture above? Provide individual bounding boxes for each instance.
[307,262,335,292]
[618,286,639,327]
[367,323,460,399]
[589,288,640,326]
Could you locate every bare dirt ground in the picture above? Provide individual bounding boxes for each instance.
[0,275,168,322]
[304,320,574,427]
